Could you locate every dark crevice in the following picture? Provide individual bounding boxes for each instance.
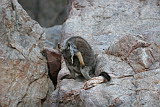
[47,62,61,88]
[34,0,40,23]
[10,0,15,10]
[18,0,68,27]
[43,49,62,88]
[41,97,47,105]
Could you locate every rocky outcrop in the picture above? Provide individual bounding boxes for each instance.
[106,35,160,73]
[54,0,160,107]
[0,0,53,106]
[43,25,62,87]
[0,0,160,107]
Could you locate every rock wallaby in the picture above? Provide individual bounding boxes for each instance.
[61,36,111,81]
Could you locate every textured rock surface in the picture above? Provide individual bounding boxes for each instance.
[62,0,160,50]
[106,35,160,72]
[0,0,160,107]
[54,0,160,107]
[44,25,62,49]
[0,0,53,106]
[43,48,61,87]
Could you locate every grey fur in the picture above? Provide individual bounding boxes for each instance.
[61,36,96,80]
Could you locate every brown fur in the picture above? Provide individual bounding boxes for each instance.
[61,36,96,80]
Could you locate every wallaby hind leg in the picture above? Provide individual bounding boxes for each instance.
[80,67,92,80]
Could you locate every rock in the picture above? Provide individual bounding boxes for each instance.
[133,69,160,107]
[43,48,61,87]
[57,59,72,83]
[44,25,62,49]
[58,79,84,107]
[55,0,160,107]
[1,0,160,107]
[106,35,160,72]
[0,0,53,106]
[55,50,136,107]
[43,23,62,88]
[143,26,160,45]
